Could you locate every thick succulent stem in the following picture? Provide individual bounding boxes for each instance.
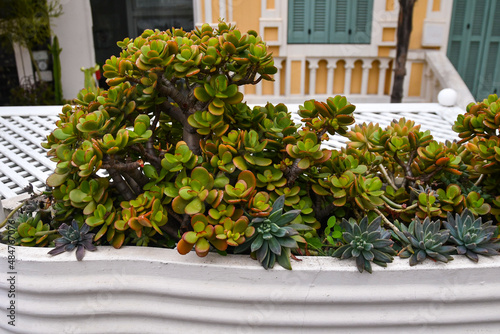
[101,159,143,172]
[182,125,202,155]
[122,171,143,195]
[181,214,191,232]
[158,100,202,155]
[158,76,195,110]
[284,158,303,185]
[127,167,150,189]
[160,223,180,241]
[108,169,135,201]
[393,150,416,189]
[144,139,162,171]
[310,191,335,226]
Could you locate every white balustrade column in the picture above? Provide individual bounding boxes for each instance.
[403,61,412,99]
[378,60,390,96]
[423,66,433,102]
[390,64,396,98]
[344,59,355,96]
[205,0,212,24]
[361,61,372,95]
[228,0,233,22]
[326,59,337,95]
[274,59,282,97]
[308,60,320,95]
[219,0,226,20]
[434,77,441,102]
[285,59,291,96]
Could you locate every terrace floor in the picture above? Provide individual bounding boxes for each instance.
[0,103,464,201]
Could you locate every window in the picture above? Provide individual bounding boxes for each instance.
[90,0,193,66]
[288,0,373,44]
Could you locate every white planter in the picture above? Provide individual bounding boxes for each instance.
[1,243,499,333]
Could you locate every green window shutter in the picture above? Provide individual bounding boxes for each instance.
[330,0,349,43]
[447,0,492,99]
[310,0,330,43]
[461,0,490,97]
[288,0,310,43]
[350,0,373,44]
[476,0,500,100]
[288,0,373,44]
[447,0,467,70]
[491,0,500,96]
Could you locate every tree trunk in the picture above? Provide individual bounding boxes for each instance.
[390,0,417,103]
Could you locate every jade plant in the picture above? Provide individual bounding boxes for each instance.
[2,21,500,273]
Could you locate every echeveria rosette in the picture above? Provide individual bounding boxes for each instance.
[444,209,500,262]
[396,217,455,266]
[48,220,97,261]
[236,195,305,270]
[332,216,396,273]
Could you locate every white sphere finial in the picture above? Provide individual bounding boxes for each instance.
[438,88,458,107]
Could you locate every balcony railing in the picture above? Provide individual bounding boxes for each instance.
[243,50,474,109]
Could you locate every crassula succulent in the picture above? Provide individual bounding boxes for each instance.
[1,20,497,272]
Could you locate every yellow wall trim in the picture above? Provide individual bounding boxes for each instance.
[333,61,346,94]
[382,28,396,42]
[386,0,395,11]
[408,62,424,97]
[291,61,302,94]
[264,27,279,42]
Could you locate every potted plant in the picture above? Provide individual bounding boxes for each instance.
[1,21,500,333]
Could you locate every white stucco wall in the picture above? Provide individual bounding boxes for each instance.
[51,0,95,101]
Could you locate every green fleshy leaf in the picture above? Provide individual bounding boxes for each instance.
[185,198,204,215]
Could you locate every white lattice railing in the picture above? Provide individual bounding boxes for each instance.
[243,50,474,109]
[0,102,463,201]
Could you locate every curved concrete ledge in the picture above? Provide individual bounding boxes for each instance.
[1,244,499,333]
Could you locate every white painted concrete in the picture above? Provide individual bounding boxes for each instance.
[51,0,96,101]
[0,244,499,333]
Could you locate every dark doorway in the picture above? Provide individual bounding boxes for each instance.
[0,35,20,106]
[90,0,194,66]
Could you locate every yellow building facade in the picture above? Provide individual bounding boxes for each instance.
[4,0,497,107]
[193,0,495,107]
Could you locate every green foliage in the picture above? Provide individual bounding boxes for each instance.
[48,35,63,104]
[3,212,54,247]
[332,216,396,273]
[396,217,455,266]
[444,209,500,262]
[48,220,97,261]
[33,21,500,271]
[9,80,56,106]
[0,0,62,88]
[235,196,304,270]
